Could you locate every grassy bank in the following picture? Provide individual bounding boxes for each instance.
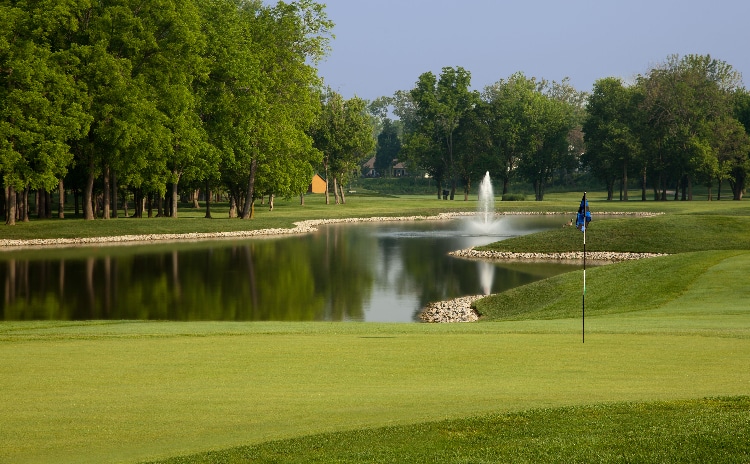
[1,193,749,463]
[151,397,750,464]
[2,190,746,242]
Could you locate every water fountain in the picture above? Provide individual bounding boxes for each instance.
[477,171,495,227]
[475,171,496,294]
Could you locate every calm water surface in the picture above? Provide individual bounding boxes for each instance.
[1,216,579,322]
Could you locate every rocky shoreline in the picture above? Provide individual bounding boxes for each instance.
[0,210,661,250]
[449,249,668,262]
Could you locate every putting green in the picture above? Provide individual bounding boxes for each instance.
[1,320,748,463]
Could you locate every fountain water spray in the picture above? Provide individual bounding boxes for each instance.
[476,171,496,294]
[477,171,495,227]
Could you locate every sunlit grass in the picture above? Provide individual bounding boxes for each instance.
[149,397,750,464]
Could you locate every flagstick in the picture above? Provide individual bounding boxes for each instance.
[582,221,586,344]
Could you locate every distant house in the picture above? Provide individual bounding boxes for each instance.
[360,156,408,177]
[362,156,377,177]
[308,173,327,194]
[392,161,407,177]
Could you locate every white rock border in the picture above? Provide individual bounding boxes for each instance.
[0,210,662,250]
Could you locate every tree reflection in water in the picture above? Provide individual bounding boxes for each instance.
[1,217,577,322]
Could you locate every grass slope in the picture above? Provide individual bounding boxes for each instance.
[475,250,750,322]
[150,397,750,464]
[477,214,750,254]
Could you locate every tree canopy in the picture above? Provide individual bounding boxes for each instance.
[1,0,333,224]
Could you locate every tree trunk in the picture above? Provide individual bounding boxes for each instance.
[204,181,212,219]
[84,165,95,220]
[299,193,305,206]
[333,177,340,204]
[147,193,154,218]
[268,193,274,211]
[58,179,65,219]
[122,193,129,218]
[22,187,29,222]
[324,159,330,205]
[36,189,44,219]
[339,183,346,205]
[732,174,745,200]
[112,171,118,218]
[641,169,647,201]
[171,174,180,218]
[192,189,200,208]
[622,161,628,201]
[0,185,5,221]
[103,165,111,219]
[5,186,16,225]
[241,158,257,219]
[229,195,237,218]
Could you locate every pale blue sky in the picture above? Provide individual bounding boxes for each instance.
[310,0,749,100]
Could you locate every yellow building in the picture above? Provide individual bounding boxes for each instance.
[308,173,327,194]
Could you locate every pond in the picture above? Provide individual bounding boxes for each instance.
[0,215,580,322]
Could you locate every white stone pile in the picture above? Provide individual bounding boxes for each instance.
[420,295,483,323]
[449,249,668,262]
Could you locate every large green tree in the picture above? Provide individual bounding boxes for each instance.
[375,119,401,177]
[481,73,541,195]
[0,0,90,225]
[405,66,478,200]
[583,77,643,200]
[310,90,374,204]
[639,54,742,200]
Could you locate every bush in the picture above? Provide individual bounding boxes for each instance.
[502,193,526,201]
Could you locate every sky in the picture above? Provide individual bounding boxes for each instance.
[307,0,749,101]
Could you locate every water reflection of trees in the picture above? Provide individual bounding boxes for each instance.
[0,221,576,322]
[1,228,375,321]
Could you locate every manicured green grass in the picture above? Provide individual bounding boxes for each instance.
[475,250,750,322]
[477,213,750,254]
[2,315,749,463]
[150,397,750,464]
[1,193,749,463]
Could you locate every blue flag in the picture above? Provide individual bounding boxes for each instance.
[576,193,591,232]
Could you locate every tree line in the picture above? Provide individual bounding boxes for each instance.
[4,1,748,228]
[1,0,377,226]
[374,54,749,202]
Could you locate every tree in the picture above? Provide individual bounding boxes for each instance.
[406,67,478,200]
[310,90,374,204]
[375,119,401,177]
[727,89,750,199]
[481,73,540,195]
[0,1,91,225]
[517,91,574,200]
[639,54,741,200]
[583,78,643,200]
